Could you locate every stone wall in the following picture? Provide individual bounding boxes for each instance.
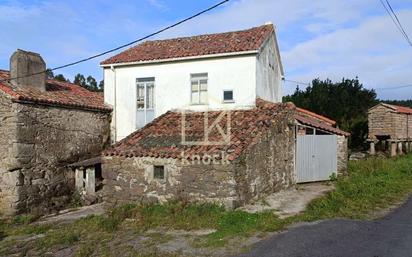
[102,113,296,209]
[233,115,295,204]
[101,156,237,208]
[0,93,19,216]
[0,101,111,216]
[393,113,412,139]
[368,105,395,138]
[369,105,412,139]
[337,135,348,175]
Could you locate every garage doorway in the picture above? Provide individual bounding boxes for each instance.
[296,135,337,183]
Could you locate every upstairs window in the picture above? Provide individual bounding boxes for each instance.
[190,73,208,105]
[223,90,234,102]
[137,77,155,110]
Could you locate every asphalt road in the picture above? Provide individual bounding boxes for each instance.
[238,196,412,257]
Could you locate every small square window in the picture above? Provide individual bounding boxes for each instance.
[153,166,165,180]
[223,90,234,102]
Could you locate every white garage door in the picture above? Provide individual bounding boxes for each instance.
[296,135,337,183]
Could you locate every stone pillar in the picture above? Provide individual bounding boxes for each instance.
[398,142,403,155]
[86,167,95,195]
[75,168,84,192]
[370,141,376,155]
[391,141,397,157]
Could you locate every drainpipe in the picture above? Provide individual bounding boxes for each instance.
[111,65,117,143]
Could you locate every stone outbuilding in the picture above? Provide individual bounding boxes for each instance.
[101,99,348,209]
[0,50,111,216]
[368,103,412,157]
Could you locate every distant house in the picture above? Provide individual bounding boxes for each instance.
[368,103,412,156]
[0,50,111,216]
[101,99,348,208]
[101,23,284,142]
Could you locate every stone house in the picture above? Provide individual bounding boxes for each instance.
[101,99,348,208]
[0,50,111,216]
[101,23,284,142]
[368,103,412,156]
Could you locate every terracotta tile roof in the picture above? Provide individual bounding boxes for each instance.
[296,107,336,126]
[101,24,274,65]
[104,99,295,161]
[381,103,412,115]
[0,70,111,112]
[295,114,349,136]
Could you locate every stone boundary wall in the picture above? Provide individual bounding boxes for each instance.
[0,101,111,216]
[101,156,238,208]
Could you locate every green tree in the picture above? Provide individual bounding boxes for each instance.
[73,74,103,92]
[54,74,68,82]
[283,78,379,149]
[73,74,87,88]
[86,76,98,91]
[45,69,54,79]
[382,99,412,108]
[98,80,104,92]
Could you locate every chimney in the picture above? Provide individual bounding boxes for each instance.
[10,49,46,92]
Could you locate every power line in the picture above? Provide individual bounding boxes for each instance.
[379,0,412,46]
[376,84,412,90]
[282,78,311,86]
[385,0,412,45]
[283,77,412,91]
[1,0,229,83]
[379,0,407,42]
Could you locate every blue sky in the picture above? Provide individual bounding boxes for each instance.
[1,0,412,99]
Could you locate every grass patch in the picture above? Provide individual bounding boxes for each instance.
[300,155,412,220]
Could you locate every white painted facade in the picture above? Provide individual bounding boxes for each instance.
[103,31,284,142]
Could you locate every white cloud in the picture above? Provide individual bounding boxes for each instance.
[147,0,168,10]
[157,0,412,99]
[282,9,412,99]
[1,0,411,99]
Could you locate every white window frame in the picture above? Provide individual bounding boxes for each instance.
[190,73,208,105]
[136,77,155,126]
